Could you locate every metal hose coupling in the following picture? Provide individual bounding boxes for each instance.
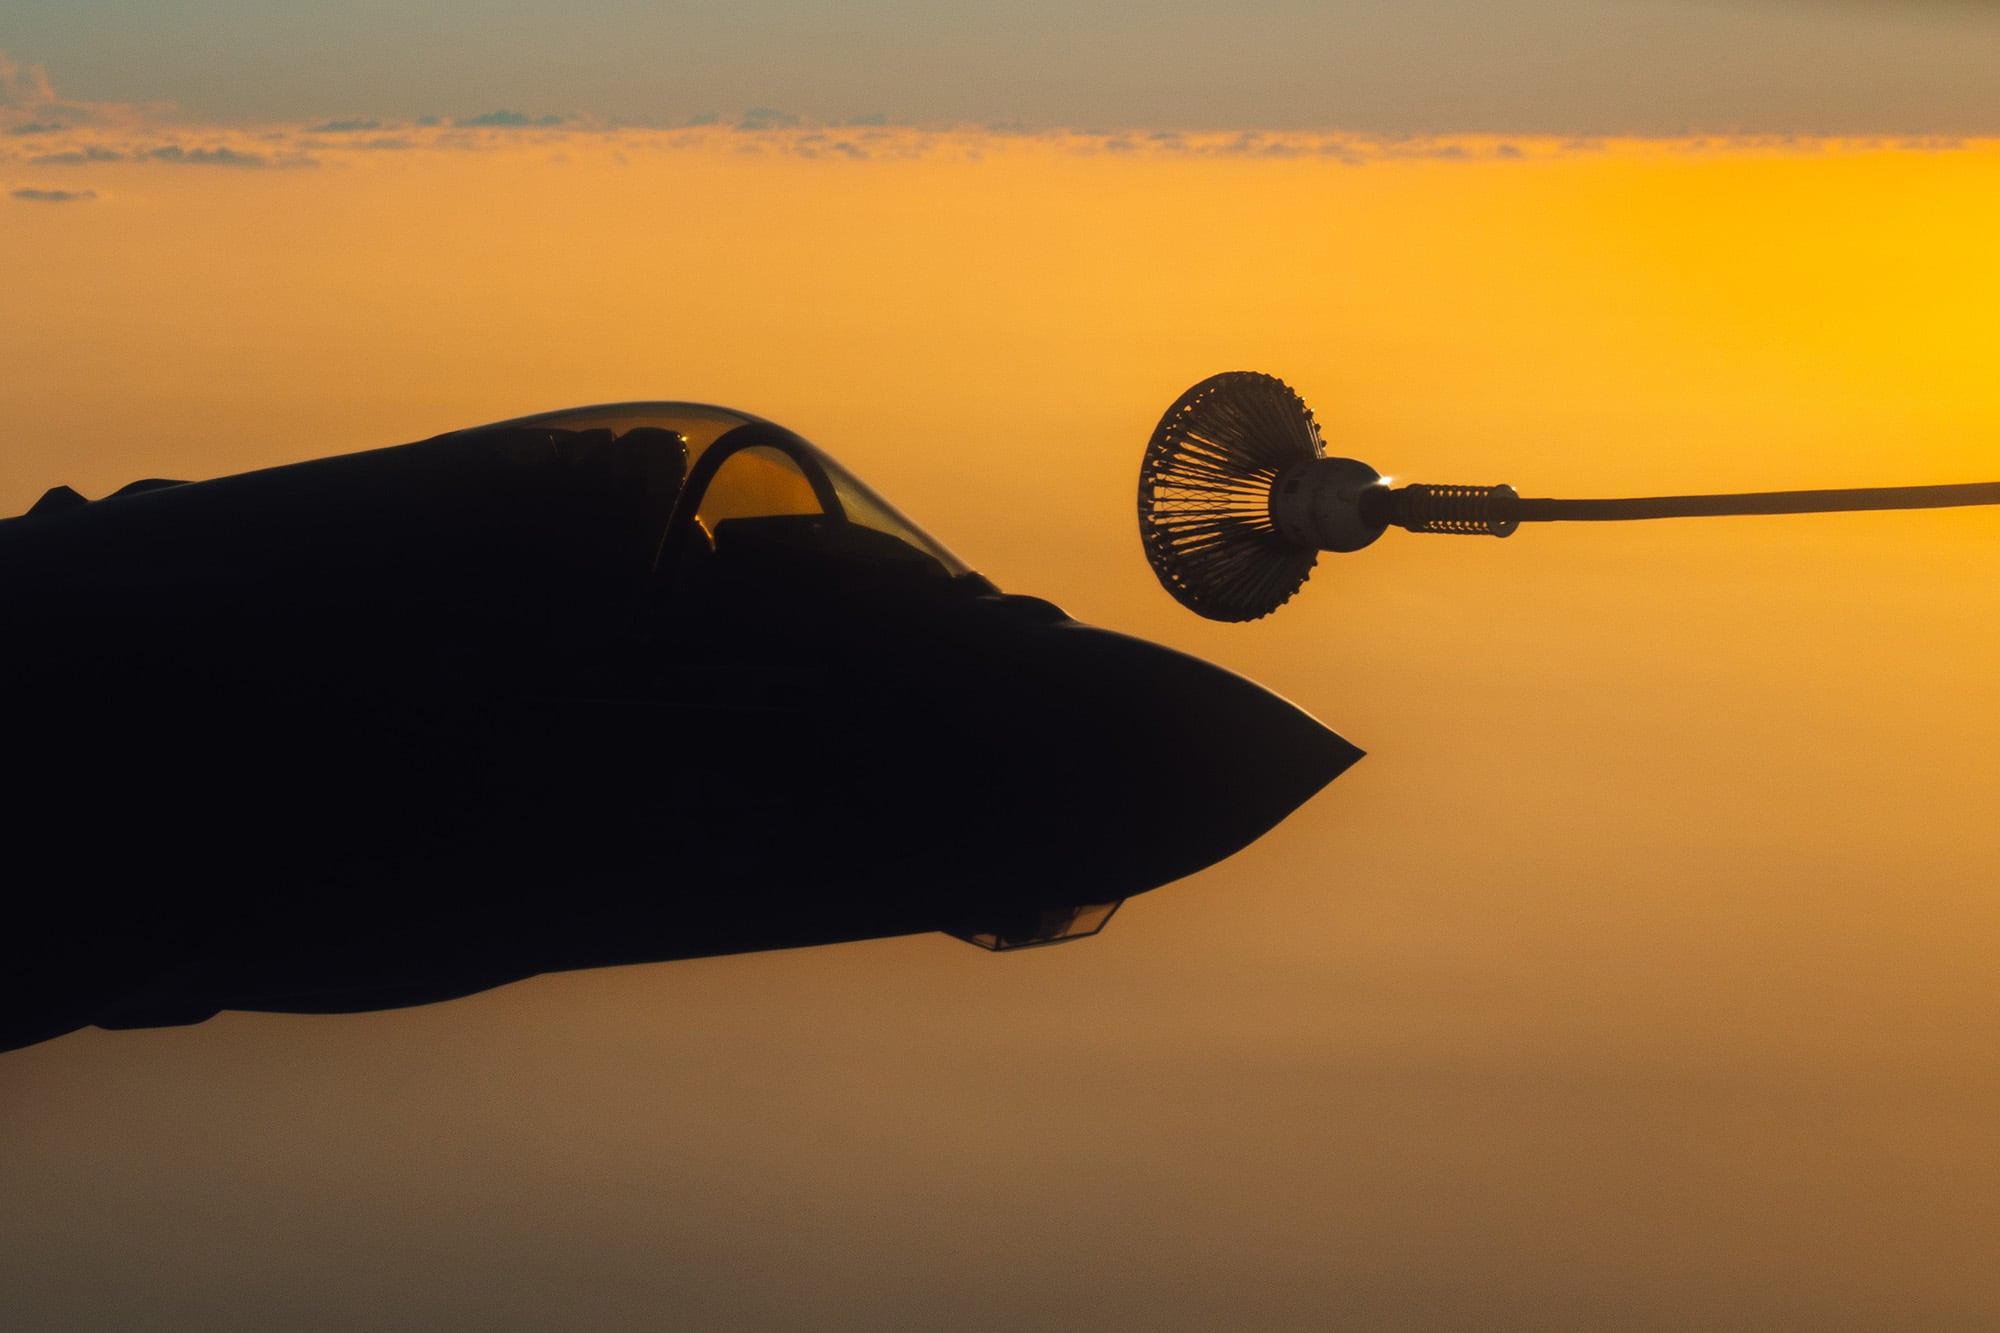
[1376,483,1522,537]
[1270,458,1523,552]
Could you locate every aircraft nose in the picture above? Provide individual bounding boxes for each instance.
[973,620,1361,898]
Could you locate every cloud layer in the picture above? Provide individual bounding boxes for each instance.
[4,45,1993,204]
[13,1,2000,136]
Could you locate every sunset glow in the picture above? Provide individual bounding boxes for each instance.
[5,31,2000,1331]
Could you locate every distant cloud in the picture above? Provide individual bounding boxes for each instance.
[29,146,125,165]
[0,49,166,131]
[309,118,382,133]
[455,110,564,128]
[8,136,318,170]
[791,133,871,161]
[149,144,257,166]
[738,108,800,131]
[11,186,96,202]
[0,52,56,109]
[147,145,271,168]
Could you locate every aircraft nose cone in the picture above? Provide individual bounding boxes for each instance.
[1071,624,1361,889]
[968,621,1361,899]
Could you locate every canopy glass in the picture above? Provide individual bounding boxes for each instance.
[477,402,973,580]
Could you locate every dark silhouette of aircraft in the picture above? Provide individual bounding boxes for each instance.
[1,402,1358,1053]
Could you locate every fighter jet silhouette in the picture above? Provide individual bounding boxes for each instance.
[1,402,1356,1052]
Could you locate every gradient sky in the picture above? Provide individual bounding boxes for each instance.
[7,1,2000,133]
[5,7,2000,1332]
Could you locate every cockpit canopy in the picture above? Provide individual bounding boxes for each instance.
[467,402,974,586]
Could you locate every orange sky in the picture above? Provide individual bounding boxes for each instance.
[4,128,1999,1328]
